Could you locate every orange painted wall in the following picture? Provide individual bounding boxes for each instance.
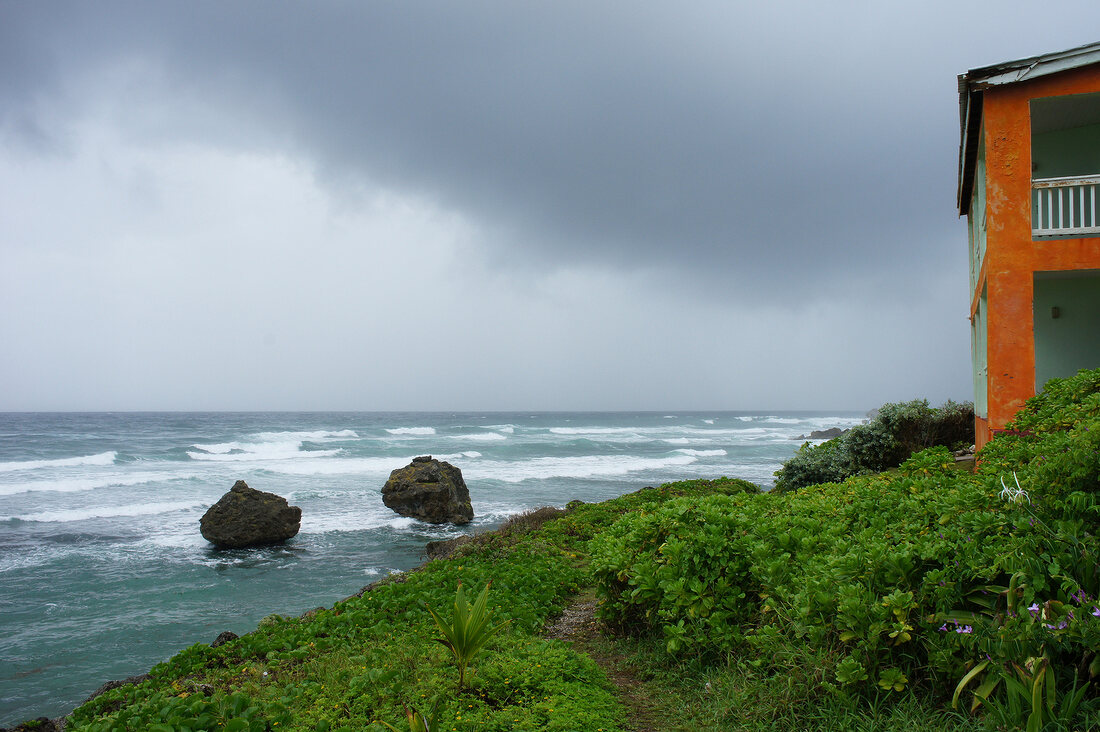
[976,64,1100,447]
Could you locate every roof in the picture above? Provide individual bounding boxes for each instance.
[957,41,1100,214]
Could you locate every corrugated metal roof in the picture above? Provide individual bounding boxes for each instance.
[963,41,1100,89]
[957,41,1100,214]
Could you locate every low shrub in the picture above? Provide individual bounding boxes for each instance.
[773,399,974,493]
[593,369,1100,729]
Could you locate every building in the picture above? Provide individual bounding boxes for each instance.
[957,42,1100,448]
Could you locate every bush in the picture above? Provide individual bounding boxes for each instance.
[773,399,974,493]
[591,369,1100,728]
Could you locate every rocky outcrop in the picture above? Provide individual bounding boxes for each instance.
[382,456,473,524]
[199,481,301,548]
[794,427,849,440]
[210,631,239,648]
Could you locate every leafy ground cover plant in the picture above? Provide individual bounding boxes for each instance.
[593,369,1100,729]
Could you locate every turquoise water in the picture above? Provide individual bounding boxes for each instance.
[0,411,863,724]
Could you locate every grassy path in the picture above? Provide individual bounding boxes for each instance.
[543,592,665,732]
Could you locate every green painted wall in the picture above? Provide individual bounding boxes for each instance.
[972,288,988,419]
[969,137,987,292]
[1033,272,1100,390]
[1031,123,1100,178]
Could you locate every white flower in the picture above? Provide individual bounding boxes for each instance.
[999,472,1030,504]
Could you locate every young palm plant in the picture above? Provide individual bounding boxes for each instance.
[375,702,440,732]
[426,583,510,691]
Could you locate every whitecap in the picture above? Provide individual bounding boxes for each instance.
[299,513,418,534]
[385,427,436,436]
[5,500,205,524]
[549,427,639,435]
[0,451,118,473]
[260,456,410,476]
[252,430,358,441]
[0,470,200,496]
[434,451,482,462]
[466,453,699,483]
[674,449,728,457]
[186,447,340,462]
[449,433,507,442]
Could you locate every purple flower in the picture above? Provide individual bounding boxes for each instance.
[956,625,973,634]
[1092,606,1100,617]
[1071,589,1087,604]
[1028,603,1040,615]
[939,624,949,631]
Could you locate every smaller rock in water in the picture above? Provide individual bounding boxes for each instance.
[200,480,302,549]
[382,456,473,524]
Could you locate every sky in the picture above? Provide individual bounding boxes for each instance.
[1,2,1097,412]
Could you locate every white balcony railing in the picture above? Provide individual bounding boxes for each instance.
[1032,174,1100,237]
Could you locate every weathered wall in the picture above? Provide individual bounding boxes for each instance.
[975,64,1100,447]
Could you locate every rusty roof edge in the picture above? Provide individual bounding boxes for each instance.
[957,41,1100,216]
[961,40,1100,87]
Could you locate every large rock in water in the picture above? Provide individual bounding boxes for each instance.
[382,456,473,524]
[200,480,302,548]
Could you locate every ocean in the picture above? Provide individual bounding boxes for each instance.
[0,410,864,725]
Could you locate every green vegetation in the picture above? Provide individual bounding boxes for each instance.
[773,399,974,492]
[426,584,510,691]
[58,369,1099,731]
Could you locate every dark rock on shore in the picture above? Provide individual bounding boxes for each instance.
[794,427,849,440]
[382,456,473,525]
[200,480,302,548]
[210,630,238,648]
[0,717,67,732]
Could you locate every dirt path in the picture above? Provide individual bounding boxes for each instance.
[543,593,665,732]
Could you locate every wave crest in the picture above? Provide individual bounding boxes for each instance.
[0,451,118,473]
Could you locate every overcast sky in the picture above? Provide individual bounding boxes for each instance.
[1,3,1096,411]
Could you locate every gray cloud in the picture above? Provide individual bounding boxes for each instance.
[1,1,1096,409]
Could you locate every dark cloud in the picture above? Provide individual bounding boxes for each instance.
[6,1,1065,299]
[1,1,1097,409]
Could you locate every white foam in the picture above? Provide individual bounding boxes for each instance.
[466,453,699,483]
[186,446,340,462]
[300,513,418,534]
[703,419,715,424]
[252,430,358,441]
[549,427,640,435]
[450,433,507,442]
[0,451,118,473]
[674,449,728,457]
[435,452,482,462]
[0,470,199,496]
[385,427,436,436]
[663,438,693,445]
[6,500,205,524]
[261,456,407,476]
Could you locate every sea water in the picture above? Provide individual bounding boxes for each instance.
[0,411,864,724]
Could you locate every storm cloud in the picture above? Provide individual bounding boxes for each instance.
[1,2,1096,410]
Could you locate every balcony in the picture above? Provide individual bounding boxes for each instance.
[1032,174,1100,237]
